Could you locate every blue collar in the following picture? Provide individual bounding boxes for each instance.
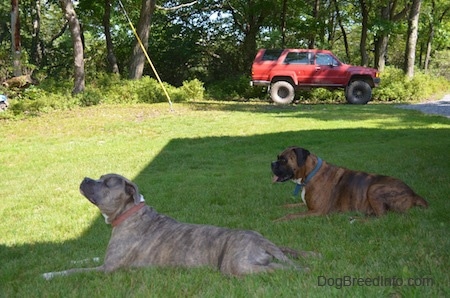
[292,157,323,197]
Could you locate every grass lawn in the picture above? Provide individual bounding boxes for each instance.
[1,101,449,297]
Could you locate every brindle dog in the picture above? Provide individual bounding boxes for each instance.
[43,174,312,279]
[271,147,428,221]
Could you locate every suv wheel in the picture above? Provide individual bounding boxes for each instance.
[270,81,295,104]
[345,81,372,104]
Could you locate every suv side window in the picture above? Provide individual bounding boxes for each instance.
[284,52,312,64]
[262,50,283,61]
[316,53,339,66]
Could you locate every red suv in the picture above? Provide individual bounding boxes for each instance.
[251,49,380,104]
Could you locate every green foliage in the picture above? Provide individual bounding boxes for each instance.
[6,85,75,117]
[1,74,205,118]
[179,79,205,101]
[297,88,346,103]
[205,75,266,100]
[373,67,450,102]
[428,50,450,80]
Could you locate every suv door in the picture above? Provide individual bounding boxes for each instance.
[311,52,346,86]
[282,51,316,85]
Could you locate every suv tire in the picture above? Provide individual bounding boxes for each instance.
[345,81,372,104]
[270,81,295,104]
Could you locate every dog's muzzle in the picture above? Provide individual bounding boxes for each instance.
[79,177,98,205]
[271,161,294,182]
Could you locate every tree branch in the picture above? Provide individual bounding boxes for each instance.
[156,1,197,11]
[48,21,68,46]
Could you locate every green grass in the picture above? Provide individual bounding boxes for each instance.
[1,101,449,297]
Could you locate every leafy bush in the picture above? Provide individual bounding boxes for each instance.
[205,75,265,100]
[373,66,450,102]
[429,50,450,80]
[1,74,206,118]
[179,79,205,101]
[297,88,345,103]
[77,89,102,106]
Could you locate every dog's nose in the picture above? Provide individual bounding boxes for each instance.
[82,177,94,184]
[271,161,277,169]
[80,177,95,189]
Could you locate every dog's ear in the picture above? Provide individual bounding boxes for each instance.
[293,147,310,167]
[125,180,141,204]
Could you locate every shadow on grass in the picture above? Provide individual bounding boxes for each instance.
[1,126,449,291]
[188,101,449,127]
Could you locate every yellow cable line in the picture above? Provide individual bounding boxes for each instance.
[118,0,173,111]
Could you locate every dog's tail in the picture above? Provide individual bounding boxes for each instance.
[414,195,428,208]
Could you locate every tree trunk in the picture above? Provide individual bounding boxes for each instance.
[241,26,259,73]
[31,0,43,66]
[60,0,85,94]
[11,0,22,77]
[103,0,119,74]
[424,0,436,71]
[404,0,421,78]
[359,0,369,66]
[334,0,350,63]
[281,0,287,48]
[374,2,410,71]
[308,0,320,49]
[129,0,156,80]
[374,5,390,71]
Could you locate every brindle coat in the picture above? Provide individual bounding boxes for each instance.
[271,147,428,221]
[43,174,310,279]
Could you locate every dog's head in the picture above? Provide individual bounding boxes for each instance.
[271,147,310,182]
[80,173,143,224]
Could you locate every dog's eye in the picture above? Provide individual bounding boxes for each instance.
[104,179,117,188]
[279,157,287,164]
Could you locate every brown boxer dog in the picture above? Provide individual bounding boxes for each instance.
[43,174,313,279]
[271,147,428,221]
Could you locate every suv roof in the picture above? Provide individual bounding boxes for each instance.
[259,49,334,62]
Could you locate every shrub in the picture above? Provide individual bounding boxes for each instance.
[373,66,450,102]
[77,89,102,106]
[205,75,264,100]
[97,76,203,104]
[429,50,450,80]
[179,79,204,101]
[298,88,345,103]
